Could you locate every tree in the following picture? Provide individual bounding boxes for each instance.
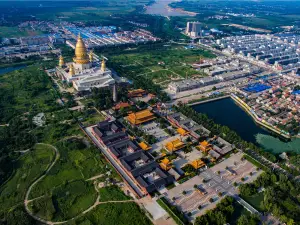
[237,215,248,225]
[239,183,257,197]
[287,219,295,225]
[271,174,277,183]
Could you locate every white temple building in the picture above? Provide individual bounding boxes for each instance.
[56,34,115,92]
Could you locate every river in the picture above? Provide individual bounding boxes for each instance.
[192,97,300,154]
[145,0,194,17]
[0,65,27,76]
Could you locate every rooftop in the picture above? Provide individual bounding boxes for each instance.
[127,109,156,125]
[165,139,185,152]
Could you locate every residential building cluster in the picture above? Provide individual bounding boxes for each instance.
[217,34,300,73]
[168,56,263,93]
[237,76,300,136]
[0,34,64,59]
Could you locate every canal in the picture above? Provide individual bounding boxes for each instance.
[192,97,300,154]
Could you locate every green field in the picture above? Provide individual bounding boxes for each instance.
[0,26,44,38]
[98,186,130,202]
[29,180,97,221]
[29,139,106,199]
[80,108,106,127]
[171,1,300,33]
[106,43,215,88]
[0,144,55,212]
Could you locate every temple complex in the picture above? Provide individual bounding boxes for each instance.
[165,138,185,152]
[127,109,156,126]
[56,34,115,92]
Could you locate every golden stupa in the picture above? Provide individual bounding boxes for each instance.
[69,64,75,76]
[101,59,106,72]
[89,50,94,62]
[73,33,90,65]
[59,55,65,67]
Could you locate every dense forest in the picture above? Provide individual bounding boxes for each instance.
[0,66,60,183]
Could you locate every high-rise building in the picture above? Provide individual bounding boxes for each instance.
[186,22,202,38]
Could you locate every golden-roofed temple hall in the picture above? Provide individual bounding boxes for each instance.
[56,33,115,92]
[127,109,156,126]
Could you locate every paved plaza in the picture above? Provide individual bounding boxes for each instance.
[141,122,169,141]
[164,152,262,221]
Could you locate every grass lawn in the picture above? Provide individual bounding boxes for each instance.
[107,43,215,86]
[98,186,130,202]
[76,202,152,225]
[81,110,105,127]
[29,180,97,221]
[0,144,55,212]
[242,192,265,212]
[29,139,107,200]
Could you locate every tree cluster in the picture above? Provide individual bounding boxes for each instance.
[195,196,234,225]
[240,172,300,224]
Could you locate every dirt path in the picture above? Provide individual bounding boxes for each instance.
[24,143,60,225]
[85,174,104,181]
[24,144,136,225]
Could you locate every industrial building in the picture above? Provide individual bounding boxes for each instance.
[63,26,159,49]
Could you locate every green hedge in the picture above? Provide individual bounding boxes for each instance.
[243,155,270,172]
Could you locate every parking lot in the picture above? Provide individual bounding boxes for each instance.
[164,152,262,222]
[210,152,262,184]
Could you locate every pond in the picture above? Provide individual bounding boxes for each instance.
[192,98,300,154]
